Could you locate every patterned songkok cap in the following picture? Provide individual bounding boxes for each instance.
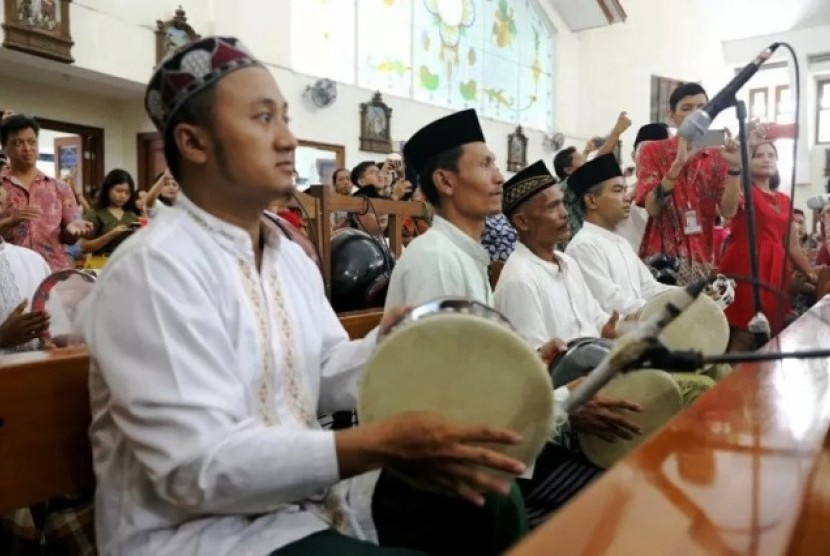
[502,160,557,218]
[144,36,262,133]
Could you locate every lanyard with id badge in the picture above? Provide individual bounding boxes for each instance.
[679,157,704,236]
[683,203,703,235]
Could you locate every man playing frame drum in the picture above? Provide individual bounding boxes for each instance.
[564,154,720,402]
[377,109,534,553]
[494,159,644,525]
[79,37,531,556]
[565,153,676,317]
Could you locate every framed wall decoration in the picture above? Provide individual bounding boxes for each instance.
[2,0,74,63]
[650,75,686,125]
[155,5,200,65]
[507,126,528,172]
[359,91,392,154]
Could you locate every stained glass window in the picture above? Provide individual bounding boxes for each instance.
[290,0,554,131]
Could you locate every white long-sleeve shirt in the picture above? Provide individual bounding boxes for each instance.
[495,243,609,347]
[385,215,493,309]
[614,204,648,252]
[566,221,675,316]
[79,194,378,556]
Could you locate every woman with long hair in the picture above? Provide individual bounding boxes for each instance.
[719,141,816,351]
[79,169,139,268]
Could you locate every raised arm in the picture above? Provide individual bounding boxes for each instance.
[596,111,632,157]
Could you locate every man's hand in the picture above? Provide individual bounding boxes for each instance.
[109,224,131,236]
[666,139,699,189]
[8,205,42,224]
[747,123,767,150]
[65,219,93,238]
[612,111,632,137]
[0,300,49,349]
[538,337,567,365]
[570,396,643,442]
[718,128,742,169]
[378,305,411,336]
[391,179,413,201]
[600,311,620,339]
[373,412,525,506]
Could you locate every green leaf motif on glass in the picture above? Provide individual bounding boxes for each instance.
[420,66,440,90]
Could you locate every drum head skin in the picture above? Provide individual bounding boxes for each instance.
[31,270,96,346]
[640,288,729,357]
[359,313,553,490]
[579,370,683,469]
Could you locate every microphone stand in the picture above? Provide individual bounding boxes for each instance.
[627,339,830,371]
[732,98,770,348]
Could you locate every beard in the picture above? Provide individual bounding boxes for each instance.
[213,135,295,204]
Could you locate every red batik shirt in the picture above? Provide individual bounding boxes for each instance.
[0,166,79,271]
[634,136,729,264]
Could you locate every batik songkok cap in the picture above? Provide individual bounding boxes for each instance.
[144,36,262,133]
[502,160,557,218]
[403,109,486,174]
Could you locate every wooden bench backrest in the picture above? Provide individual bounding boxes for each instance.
[0,348,94,513]
[339,308,384,339]
[0,311,381,512]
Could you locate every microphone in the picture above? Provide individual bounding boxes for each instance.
[807,194,830,211]
[564,279,709,414]
[678,43,781,143]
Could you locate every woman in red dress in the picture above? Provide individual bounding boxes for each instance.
[719,142,817,351]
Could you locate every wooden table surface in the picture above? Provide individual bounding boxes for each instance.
[508,297,830,556]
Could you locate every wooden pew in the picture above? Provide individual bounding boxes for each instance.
[507,296,830,556]
[304,185,428,297]
[0,348,93,513]
[340,308,384,339]
[0,310,382,512]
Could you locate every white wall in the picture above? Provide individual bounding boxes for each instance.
[0,75,149,181]
[68,0,214,85]
[572,0,732,168]
[724,25,830,214]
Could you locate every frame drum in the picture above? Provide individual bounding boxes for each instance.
[640,288,729,357]
[548,337,614,387]
[358,298,553,490]
[31,269,97,347]
[578,369,683,469]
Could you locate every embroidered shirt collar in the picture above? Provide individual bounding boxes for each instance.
[176,193,281,261]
